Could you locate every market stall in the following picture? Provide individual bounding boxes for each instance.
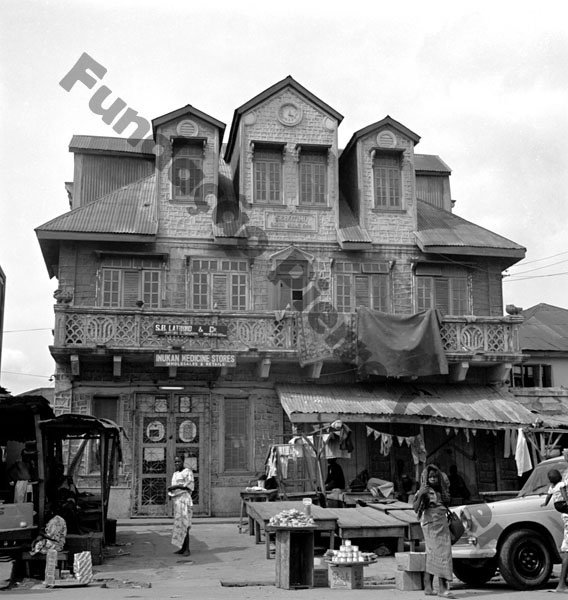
[39,414,122,547]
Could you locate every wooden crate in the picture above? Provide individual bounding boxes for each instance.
[395,551,426,572]
[328,564,364,589]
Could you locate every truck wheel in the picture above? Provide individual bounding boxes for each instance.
[453,558,497,586]
[498,529,553,590]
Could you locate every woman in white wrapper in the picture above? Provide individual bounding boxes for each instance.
[168,455,194,557]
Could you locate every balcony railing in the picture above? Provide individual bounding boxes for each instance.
[53,306,523,361]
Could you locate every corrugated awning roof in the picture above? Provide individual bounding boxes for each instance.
[69,135,155,157]
[276,383,540,429]
[415,199,526,264]
[36,174,157,238]
[336,194,372,246]
[415,154,452,174]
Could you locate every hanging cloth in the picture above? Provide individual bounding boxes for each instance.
[515,428,533,476]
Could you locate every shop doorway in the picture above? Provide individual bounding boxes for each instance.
[133,392,210,516]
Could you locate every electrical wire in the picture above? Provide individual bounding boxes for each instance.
[504,271,568,282]
[2,328,52,333]
[504,258,568,276]
[0,370,53,379]
[509,250,568,267]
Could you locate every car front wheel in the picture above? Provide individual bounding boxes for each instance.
[453,558,497,586]
[498,529,553,590]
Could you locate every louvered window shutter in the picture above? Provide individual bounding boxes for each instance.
[122,270,140,307]
[434,278,450,315]
[212,273,228,310]
[354,275,370,308]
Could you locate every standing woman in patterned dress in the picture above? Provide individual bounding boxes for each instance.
[168,455,194,556]
[413,463,454,598]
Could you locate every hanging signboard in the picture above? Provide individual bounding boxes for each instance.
[153,323,228,337]
[154,352,237,368]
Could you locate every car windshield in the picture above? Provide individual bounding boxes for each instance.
[518,460,568,497]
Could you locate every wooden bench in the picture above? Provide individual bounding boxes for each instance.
[21,551,69,577]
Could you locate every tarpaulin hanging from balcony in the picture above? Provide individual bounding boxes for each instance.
[356,308,449,378]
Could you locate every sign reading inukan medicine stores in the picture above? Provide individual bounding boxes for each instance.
[153,323,228,337]
[154,353,237,368]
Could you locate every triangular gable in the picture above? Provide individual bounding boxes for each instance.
[224,75,343,162]
[152,104,225,137]
[341,115,421,158]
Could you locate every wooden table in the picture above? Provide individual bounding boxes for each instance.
[362,501,423,549]
[246,501,337,559]
[323,507,407,551]
[238,490,278,533]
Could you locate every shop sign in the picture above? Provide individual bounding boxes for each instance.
[153,323,227,337]
[154,352,236,368]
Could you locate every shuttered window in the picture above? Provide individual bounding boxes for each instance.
[300,151,327,205]
[191,259,248,310]
[101,268,161,308]
[254,148,282,203]
[335,262,390,312]
[223,398,250,472]
[172,142,203,202]
[416,276,468,315]
[373,154,401,209]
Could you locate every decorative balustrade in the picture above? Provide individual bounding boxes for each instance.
[54,307,296,352]
[53,307,522,361]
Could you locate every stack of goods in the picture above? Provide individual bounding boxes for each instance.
[325,540,377,564]
[268,509,315,527]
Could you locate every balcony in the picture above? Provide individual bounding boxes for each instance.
[52,307,523,379]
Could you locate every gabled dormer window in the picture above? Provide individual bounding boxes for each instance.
[252,143,283,203]
[172,139,205,202]
[373,152,402,209]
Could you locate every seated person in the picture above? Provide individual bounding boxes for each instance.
[449,464,471,501]
[46,461,82,534]
[325,458,345,491]
[30,503,67,555]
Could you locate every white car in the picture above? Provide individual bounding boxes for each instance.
[451,455,567,590]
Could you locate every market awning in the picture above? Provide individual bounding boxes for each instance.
[276,383,541,430]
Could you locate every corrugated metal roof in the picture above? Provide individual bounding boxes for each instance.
[415,199,525,259]
[415,154,452,174]
[337,195,372,244]
[69,135,154,156]
[36,174,157,237]
[276,383,538,428]
[519,304,568,352]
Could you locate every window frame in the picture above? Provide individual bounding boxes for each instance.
[252,145,283,204]
[334,262,391,312]
[100,260,163,309]
[189,258,249,311]
[171,139,205,203]
[415,275,469,316]
[372,151,403,210]
[298,147,328,206]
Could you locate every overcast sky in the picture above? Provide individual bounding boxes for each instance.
[1,0,567,395]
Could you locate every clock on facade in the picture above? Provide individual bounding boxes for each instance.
[278,102,302,126]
